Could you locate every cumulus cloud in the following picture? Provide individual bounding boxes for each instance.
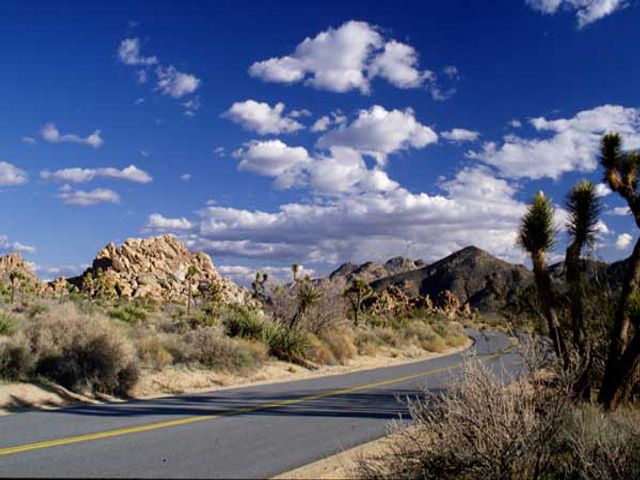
[595,183,612,197]
[146,213,194,231]
[156,66,200,98]
[608,206,630,216]
[310,111,347,133]
[217,264,315,286]
[57,186,121,206]
[317,105,437,164]
[249,20,436,94]
[118,38,158,66]
[40,123,103,148]
[0,161,28,186]
[222,100,303,135]
[40,165,152,184]
[21,136,36,145]
[442,128,480,143]
[615,232,633,250]
[467,105,640,179]
[148,166,526,266]
[0,235,35,254]
[525,0,626,28]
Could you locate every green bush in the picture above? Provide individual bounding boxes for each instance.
[0,311,19,336]
[262,322,309,363]
[108,302,150,325]
[185,326,257,371]
[222,307,264,340]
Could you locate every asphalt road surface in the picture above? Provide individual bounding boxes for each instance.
[0,329,521,478]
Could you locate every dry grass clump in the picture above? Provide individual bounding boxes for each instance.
[319,329,357,365]
[183,325,260,371]
[357,341,640,480]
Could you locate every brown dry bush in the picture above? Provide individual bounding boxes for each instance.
[183,325,260,371]
[319,329,357,365]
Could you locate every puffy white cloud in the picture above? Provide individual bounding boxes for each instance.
[0,235,35,254]
[608,206,630,216]
[310,111,347,133]
[249,21,434,94]
[317,105,437,164]
[468,105,640,179]
[217,264,315,286]
[595,183,612,197]
[40,123,103,148]
[40,165,152,184]
[289,109,312,118]
[526,0,626,28]
[442,128,480,143]
[117,38,158,66]
[156,66,200,98]
[180,173,192,181]
[509,119,523,128]
[57,187,121,206]
[21,136,36,145]
[146,213,194,231]
[149,166,526,266]
[0,161,28,186]
[616,232,633,250]
[222,100,303,135]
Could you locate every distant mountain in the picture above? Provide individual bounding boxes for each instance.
[329,256,425,283]
[369,246,534,312]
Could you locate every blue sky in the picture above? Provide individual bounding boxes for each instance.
[0,0,639,284]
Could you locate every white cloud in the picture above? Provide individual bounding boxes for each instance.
[509,119,522,128]
[146,213,194,231]
[222,100,303,135]
[40,165,152,184]
[526,0,626,28]
[117,38,158,66]
[217,264,315,286]
[249,20,435,94]
[34,263,88,281]
[310,111,347,133]
[156,66,200,98]
[468,105,640,179]
[289,109,312,118]
[57,187,121,206]
[0,161,28,186]
[595,183,612,197]
[180,173,192,181]
[234,140,312,189]
[442,128,480,143]
[0,235,35,254]
[21,136,36,145]
[40,123,103,148]
[149,166,526,266]
[317,105,437,164]
[608,206,630,216]
[616,232,633,250]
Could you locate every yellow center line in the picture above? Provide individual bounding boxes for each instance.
[0,343,515,457]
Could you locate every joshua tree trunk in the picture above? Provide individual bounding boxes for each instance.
[187,280,192,315]
[531,251,566,364]
[565,242,586,352]
[599,237,640,408]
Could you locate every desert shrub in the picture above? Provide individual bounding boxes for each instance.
[355,330,383,356]
[108,301,150,325]
[184,326,256,371]
[21,303,139,395]
[301,279,349,334]
[235,339,269,365]
[319,329,357,365]
[0,311,19,336]
[306,334,338,365]
[137,335,174,370]
[222,307,264,340]
[0,333,32,380]
[372,326,400,347]
[262,322,309,363]
[26,303,48,319]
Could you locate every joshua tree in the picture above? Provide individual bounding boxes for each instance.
[564,180,602,353]
[291,280,322,328]
[251,271,269,303]
[344,279,373,326]
[518,191,567,363]
[185,265,199,315]
[597,133,640,408]
[8,270,24,305]
[291,263,300,283]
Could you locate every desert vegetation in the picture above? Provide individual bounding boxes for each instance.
[0,257,468,399]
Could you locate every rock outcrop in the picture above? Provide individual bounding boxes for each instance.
[68,235,247,304]
[0,252,42,292]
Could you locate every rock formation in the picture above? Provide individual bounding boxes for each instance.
[68,235,247,305]
[0,252,43,293]
[329,256,424,284]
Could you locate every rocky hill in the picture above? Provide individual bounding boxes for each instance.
[0,252,43,292]
[329,256,426,283]
[369,246,534,312]
[68,235,247,304]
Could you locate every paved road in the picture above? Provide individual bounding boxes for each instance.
[0,330,521,478]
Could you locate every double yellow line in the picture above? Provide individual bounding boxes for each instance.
[0,343,514,457]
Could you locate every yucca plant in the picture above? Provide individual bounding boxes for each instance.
[565,180,602,352]
[597,133,640,408]
[518,191,566,363]
[344,279,373,326]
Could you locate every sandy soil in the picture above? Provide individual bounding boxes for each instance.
[0,339,471,416]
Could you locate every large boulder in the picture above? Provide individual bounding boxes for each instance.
[0,252,43,293]
[68,235,247,305]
